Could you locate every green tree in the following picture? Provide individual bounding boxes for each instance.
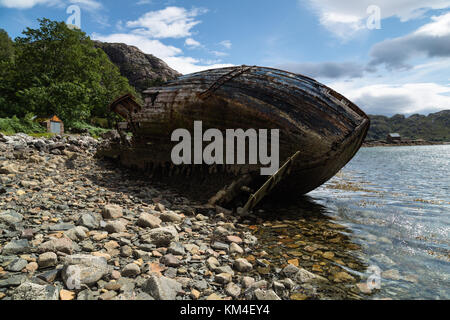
[4,18,135,127]
[0,29,14,63]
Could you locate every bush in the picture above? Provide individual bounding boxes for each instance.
[69,121,109,138]
[0,114,46,134]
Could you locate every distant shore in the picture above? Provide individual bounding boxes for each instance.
[362,140,450,148]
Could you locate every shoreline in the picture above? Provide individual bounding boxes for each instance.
[0,133,369,300]
[362,140,449,148]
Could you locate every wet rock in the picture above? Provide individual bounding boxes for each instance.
[382,269,401,281]
[296,268,328,283]
[61,254,109,287]
[332,271,356,283]
[142,274,182,300]
[12,282,59,300]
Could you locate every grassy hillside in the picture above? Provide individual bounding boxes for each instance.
[367,110,450,142]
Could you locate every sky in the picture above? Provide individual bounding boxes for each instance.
[1,0,450,116]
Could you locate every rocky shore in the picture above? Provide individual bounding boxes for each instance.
[0,133,369,300]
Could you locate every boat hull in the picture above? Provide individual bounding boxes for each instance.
[101,66,370,207]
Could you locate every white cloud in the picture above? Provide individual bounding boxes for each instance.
[415,12,450,36]
[211,50,228,57]
[328,80,450,115]
[91,33,182,58]
[219,40,232,49]
[91,32,234,74]
[69,0,102,11]
[185,38,201,48]
[369,12,450,69]
[126,6,207,39]
[164,56,233,75]
[0,0,62,9]
[303,0,450,38]
[93,6,233,75]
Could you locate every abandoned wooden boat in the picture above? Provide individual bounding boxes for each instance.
[98,65,370,211]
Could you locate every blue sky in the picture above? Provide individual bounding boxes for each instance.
[1,0,450,116]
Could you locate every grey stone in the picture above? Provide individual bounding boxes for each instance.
[143,226,179,246]
[105,221,126,233]
[77,213,100,230]
[229,242,244,255]
[0,211,23,225]
[64,226,88,241]
[12,282,59,300]
[5,258,28,272]
[215,273,232,284]
[61,254,109,287]
[233,258,252,272]
[161,254,181,267]
[295,268,328,283]
[2,239,30,255]
[254,289,281,300]
[102,204,123,220]
[215,265,235,276]
[225,282,241,298]
[38,252,58,268]
[137,213,161,229]
[77,289,95,300]
[0,274,27,288]
[122,263,141,278]
[160,211,183,223]
[142,275,182,300]
[168,242,185,256]
[49,223,75,231]
[211,242,229,251]
[38,238,74,254]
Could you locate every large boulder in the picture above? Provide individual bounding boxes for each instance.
[93,41,181,92]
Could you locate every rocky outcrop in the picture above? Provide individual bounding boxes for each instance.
[94,41,182,92]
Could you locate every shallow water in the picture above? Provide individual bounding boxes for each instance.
[308,145,450,299]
